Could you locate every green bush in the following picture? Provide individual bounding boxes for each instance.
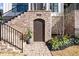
[49,37,60,50]
[48,35,72,50]
[47,35,79,51]
[62,35,70,47]
[74,37,79,45]
[48,36,70,50]
[27,29,32,39]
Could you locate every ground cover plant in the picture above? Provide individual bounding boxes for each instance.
[47,35,79,51]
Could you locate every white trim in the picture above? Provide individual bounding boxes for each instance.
[58,3,61,13]
[3,3,12,13]
[28,3,31,11]
[58,3,64,13]
[51,12,59,16]
[51,12,63,16]
[46,3,50,11]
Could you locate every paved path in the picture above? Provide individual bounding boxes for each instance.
[23,42,51,56]
[0,41,51,56]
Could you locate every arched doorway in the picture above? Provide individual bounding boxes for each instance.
[34,19,45,41]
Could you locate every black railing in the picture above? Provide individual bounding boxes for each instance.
[2,6,26,23]
[1,23,23,52]
[0,4,28,52]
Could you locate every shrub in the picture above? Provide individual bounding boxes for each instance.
[47,35,79,51]
[23,28,32,42]
[69,38,74,45]
[74,37,79,45]
[52,37,61,50]
[47,35,72,50]
[49,37,56,50]
[27,28,32,39]
[48,37,60,50]
[48,36,70,50]
[62,35,70,47]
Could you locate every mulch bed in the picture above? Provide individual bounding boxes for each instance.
[51,45,79,56]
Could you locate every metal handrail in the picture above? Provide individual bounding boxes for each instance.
[0,5,26,52]
[2,6,26,23]
[1,22,24,52]
[2,6,17,16]
[4,23,23,34]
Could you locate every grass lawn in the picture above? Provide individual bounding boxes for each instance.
[51,45,79,56]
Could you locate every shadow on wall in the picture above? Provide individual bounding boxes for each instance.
[51,16,64,37]
[64,11,75,36]
[51,13,75,37]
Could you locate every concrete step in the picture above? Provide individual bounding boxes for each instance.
[3,11,29,38]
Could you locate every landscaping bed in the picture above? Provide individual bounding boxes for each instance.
[51,45,79,56]
[46,35,79,56]
[46,35,79,51]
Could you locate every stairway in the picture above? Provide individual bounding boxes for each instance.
[5,12,29,34]
[0,10,28,52]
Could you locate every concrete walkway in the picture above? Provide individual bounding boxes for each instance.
[23,42,51,56]
[0,41,51,56]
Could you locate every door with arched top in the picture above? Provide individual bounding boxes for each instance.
[34,19,45,41]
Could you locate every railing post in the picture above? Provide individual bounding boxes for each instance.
[21,34,23,53]
[0,20,1,41]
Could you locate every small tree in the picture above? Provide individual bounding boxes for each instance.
[23,28,32,44]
